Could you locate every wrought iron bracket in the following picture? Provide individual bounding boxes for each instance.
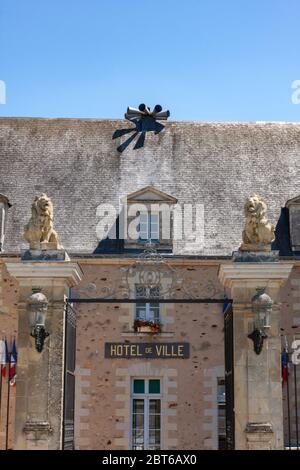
[248,328,267,355]
[31,325,49,353]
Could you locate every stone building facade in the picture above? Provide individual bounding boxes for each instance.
[0,117,300,450]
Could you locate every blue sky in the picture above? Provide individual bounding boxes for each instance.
[0,0,300,121]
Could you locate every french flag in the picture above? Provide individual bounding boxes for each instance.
[282,344,290,385]
[9,339,17,387]
[0,339,9,378]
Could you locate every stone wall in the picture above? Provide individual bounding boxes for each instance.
[73,261,225,450]
[1,259,300,449]
[278,265,300,447]
[0,263,18,449]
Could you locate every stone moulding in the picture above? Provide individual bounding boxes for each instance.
[23,421,53,439]
[245,422,273,434]
[232,250,279,263]
[21,248,70,262]
[5,262,83,287]
[218,263,293,288]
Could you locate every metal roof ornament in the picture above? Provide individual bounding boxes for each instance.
[113,103,170,153]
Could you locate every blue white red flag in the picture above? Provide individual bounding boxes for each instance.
[9,339,17,387]
[282,341,290,385]
[0,339,9,378]
[0,339,6,378]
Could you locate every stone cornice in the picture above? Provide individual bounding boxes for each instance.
[2,256,300,268]
[218,262,293,288]
[5,262,83,286]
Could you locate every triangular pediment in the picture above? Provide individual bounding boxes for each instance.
[286,195,300,208]
[122,186,177,203]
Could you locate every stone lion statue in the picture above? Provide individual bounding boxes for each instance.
[24,194,62,249]
[240,194,275,250]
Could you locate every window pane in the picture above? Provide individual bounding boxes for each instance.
[148,429,161,446]
[149,305,160,322]
[150,230,159,240]
[140,213,148,222]
[150,214,159,240]
[136,305,146,320]
[132,430,144,450]
[139,231,148,240]
[148,444,160,450]
[136,303,146,310]
[150,214,159,224]
[135,286,147,319]
[149,414,161,429]
[133,398,144,412]
[139,213,149,240]
[148,397,161,450]
[132,399,144,450]
[149,399,161,414]
[217,378,226,403]
[133,412,144,428]
[133,429,144,443]
[133,380,145,394]
[149,380,160,394]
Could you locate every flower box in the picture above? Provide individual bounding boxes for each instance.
[134,320,161,333]
[137,325,154,333]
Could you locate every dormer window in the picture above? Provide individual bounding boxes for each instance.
[0,194,12,252]
[122,186,177,252]
[286,195,300,252]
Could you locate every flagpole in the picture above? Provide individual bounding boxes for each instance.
[293,335,299,450]
[0,339,4,431]
[5,346,11,450]
[285,336,291,449]
[0,363,2,438]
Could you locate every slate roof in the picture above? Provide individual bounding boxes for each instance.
[1,117,300,256]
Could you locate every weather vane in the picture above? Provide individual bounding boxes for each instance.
[113,103,170,153]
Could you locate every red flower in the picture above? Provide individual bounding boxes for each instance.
[133,319,161,332]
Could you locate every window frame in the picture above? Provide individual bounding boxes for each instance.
[130,378,162,450]
[138,212,160,244]
[135,285,160,323]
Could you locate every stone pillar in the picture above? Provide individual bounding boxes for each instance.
[218,260,293,450]
[5,260,82,450]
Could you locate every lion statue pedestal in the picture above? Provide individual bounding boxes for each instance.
[239,243,272,252]
[29,241,61,251]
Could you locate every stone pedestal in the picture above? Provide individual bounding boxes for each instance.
[218,261,293,450]
[5,259,82,450]
[245,422,274,450]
